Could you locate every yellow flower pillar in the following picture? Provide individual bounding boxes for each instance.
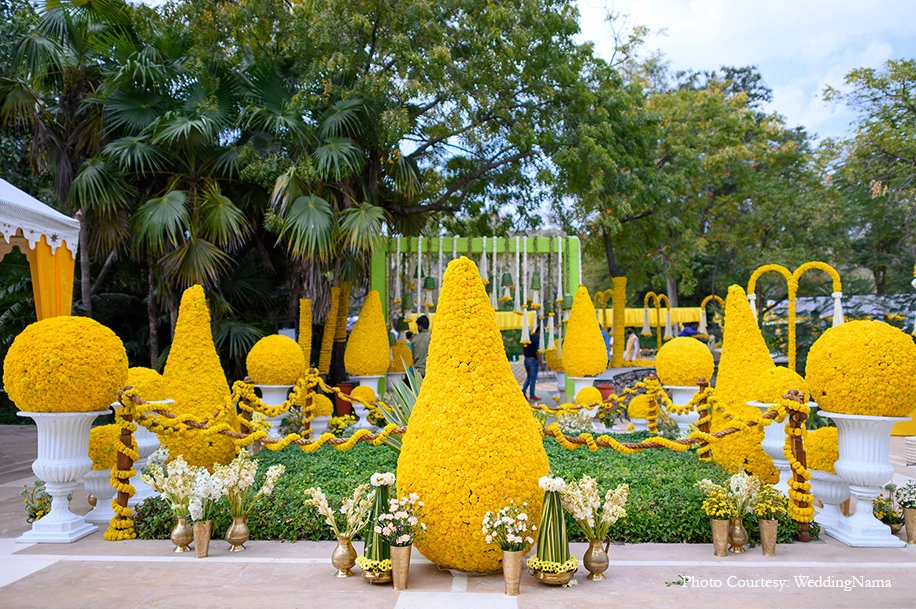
[611,277,627,368]
[298,299,312,367]
[397,257,549,572]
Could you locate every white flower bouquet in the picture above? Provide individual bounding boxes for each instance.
[213,450,285,517]
[375,493,426,547]
[140,455,196,519]
[897,481,916,509]
[560,475,629,541]
[188,467,226,524]
[482,501,536,552]
[303,483,373,538]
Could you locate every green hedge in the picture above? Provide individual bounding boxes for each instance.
[134,435,817,544]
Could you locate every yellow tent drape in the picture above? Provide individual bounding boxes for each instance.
[23,235,75,320]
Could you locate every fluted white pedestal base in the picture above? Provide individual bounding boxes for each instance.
[352,376,383,428]
[667,386,700,435]
[82,468,116,524]
[821,411,909,547]
[810,469,850,529]
[569,377,595,399]
[255,385,293,436]
[748,401,791,495]
[128,424,160,506]
[630,418,649,432]
[17,410,109,543]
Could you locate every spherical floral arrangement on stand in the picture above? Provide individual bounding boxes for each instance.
[654,337,714,388]
[806,427,839,474]
[3,316,128,543]
[397,257,549,573]
[344,290,391,377]
[246,335,306,386]
[752,367,809,404]
[161,285,239,468]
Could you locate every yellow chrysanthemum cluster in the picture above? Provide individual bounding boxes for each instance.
[806,320,916,417]
[344,290,390,376]
[88,424,135,470]
[246,335,306,386]
[388,340,413,372]
[126,367,172,401]
[709,285,777,482]
[161,285,239,468]
[655,337,714,387]
[397,257,549,573]
[805,427,839,474]
[752,366,809,404]
[627,394,653,420]
[350,385,376,403]
[4,316,127,413]
[544,346,563,372]
[561,286,608,377]
[318,287,340,375]
[575,386,602,406]
[298,299,312,365]
[312,394,334,418]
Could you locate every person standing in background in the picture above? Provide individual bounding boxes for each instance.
[411,316,431,376]
[624,327,641,362]
[521,326,542,401]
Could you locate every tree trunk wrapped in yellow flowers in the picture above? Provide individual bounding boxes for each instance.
[344,290,390,377]
[318,287,340,375]
[562,285,608,397]
[298,299,312,366]
[709,285,777,482]
[161,285,239,468]
[397,257,550,573]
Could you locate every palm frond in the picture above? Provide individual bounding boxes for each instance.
[276,194,335,259]
[132,190,189,255]
[0,77,41,129]
[214,318,265,362]
[269,165,308,215]
[313,136,365,180]
[318,98,366,139]
[338,202,387,254]
[152,113,218,147]
[159,236,232,288]
[69,156,132,212]
[103,135,166,174]
[102,90,166,134]
[200,182,249,250]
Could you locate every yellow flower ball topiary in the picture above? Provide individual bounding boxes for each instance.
[561,286,607,377]
[806,427,839,474]
[709,285,777,482]
[397,257,549,572]
[246,335,306,386]
[344,290,390,376]
[752,366,809,404]
[88,424,134,470]
[806,320,916,417]
[627,394,653,419]
[126,367,172,402]
[655,337,714,387]
[575,386,602,406]
[3,316,127,413]
[389,340,413,373]
[350,385,376,403]
[312,394,334,418]
[161,285,239,469]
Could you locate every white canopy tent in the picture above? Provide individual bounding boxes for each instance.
[0,178,80,318]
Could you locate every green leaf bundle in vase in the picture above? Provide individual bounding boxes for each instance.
[528,475,578,585]
[356,472,395,582]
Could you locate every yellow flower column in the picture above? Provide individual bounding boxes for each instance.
[298,299,312,367]
[397,257,549,572]
[344,290,390,377]
[611,277,627,367]
[562,285,608,377]
[162,285,239,468]
[710,285,777,482]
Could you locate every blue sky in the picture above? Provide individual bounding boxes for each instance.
[577,0,916,140]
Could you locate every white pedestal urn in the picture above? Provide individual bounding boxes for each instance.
[630,418,649,432]
[255,385,293,436]
[17,410,111,543]
[569,377,595,399]
[310,417,330,437]
[821,411,910,547]
[747,401,791,496]
[665,386,700,434]
[351,376,383,428]
[82,468,116,525]
[809,469,850,529]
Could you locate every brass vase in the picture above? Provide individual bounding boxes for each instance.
[531,569,574,586]
[193,520,212,559]
[226,515,249,552]
[890,523,903,535]
[501,550,523,596]
[711,519,729,557]
[332,536,357,578]
[727,518,748,553]
[905,508,916,544]
[758,519,778,556]
[583,538,610,581]
[390,545,412,590]
[170,517,193,553]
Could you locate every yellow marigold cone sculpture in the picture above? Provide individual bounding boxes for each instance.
[162,285,239,468]
[562,286,608,377]
[710,285,777,482]
[397,257,550,572]
[344,290,390,376]
[389,341,413,373]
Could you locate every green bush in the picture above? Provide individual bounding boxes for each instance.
[134,436,817,544]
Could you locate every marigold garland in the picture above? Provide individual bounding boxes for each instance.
[3,316,128,413]
[89,424,135,470]
[344,290,390,376]
[562,286,608,377]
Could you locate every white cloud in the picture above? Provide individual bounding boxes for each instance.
[577,0,916,138]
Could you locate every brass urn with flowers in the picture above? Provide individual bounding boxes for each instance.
[213,450,285,552]
[303,481,374,578]
[374,489,427,591]
[140,452,197,553]
[696,472,761,555]
[559,475,629,581]
[754,484,788,556]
